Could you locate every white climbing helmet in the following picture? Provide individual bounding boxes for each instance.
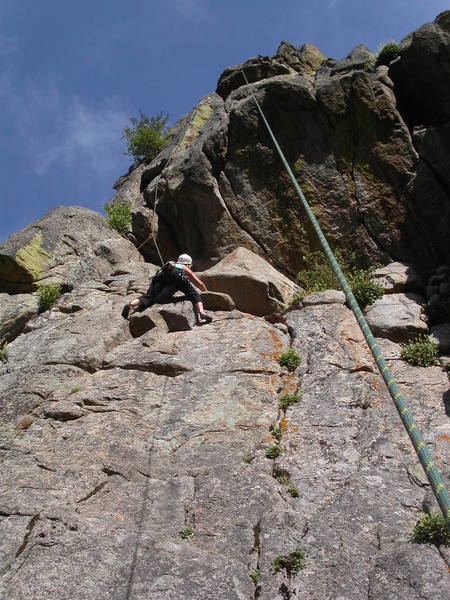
[177,253,192,265]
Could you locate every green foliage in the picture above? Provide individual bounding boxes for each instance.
[289,290,305,306]
[278,348,301,371]
[349,270,384,307]
[122,110,169,161]
[400,335,439,367]
[296,250,382,307]
[0,341,8,364]
[70,386,80,394]
[104,200,132,234]
[270,423,283,441]
[272,548,306,575]
[249,569,260,584]
[38,283,62,313]
[296,250,340,294]
[243,453,254,464]
[287,485,300,498]
[411,514,449,546]
[179,525,194,539]
[274,466,290,485]
[376,41,401,66]
[266,445,282,460]
[278,393,301,410]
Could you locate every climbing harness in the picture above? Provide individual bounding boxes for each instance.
[136,106,200,265]
[240,68,450,525]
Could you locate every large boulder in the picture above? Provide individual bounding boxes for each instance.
[0,293,39,342]
[372,262,424,294]
[0,206,142,293]
[199,247,300,316]
[364,293,428,342]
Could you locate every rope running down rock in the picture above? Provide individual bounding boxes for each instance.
[240,67,450,525]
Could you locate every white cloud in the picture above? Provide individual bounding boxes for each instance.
[166,0,213,23]
[0,66,129,177]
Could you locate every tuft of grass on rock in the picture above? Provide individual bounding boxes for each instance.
[249,569,260,584]
[296,249,382,307]
[279,393,301,410]
[287,485,300,498]
[289,290,305,306]
[272,548,306,575]
[376,41,401,66]
[270,423,283,441]
[179,525,194,539]
[0,340,8,364]
[38,283,62,313]
[349,270,384,307]
[278,348,301,371]
[411,513,449,546]
[266,445,282,460]
[104,200,132,234]
[243,453,254,464]
[400,335,439,367]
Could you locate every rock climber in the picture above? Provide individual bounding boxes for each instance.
[121,253,213,325]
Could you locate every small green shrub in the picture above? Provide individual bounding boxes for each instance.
[272,548,306,575]
[179,525,194,539]
[348,270,384,307]
[123,110,169,162]
[296,249,382,307]
[38,283,62,313]
[249,569,260,584]
[0,341,8,364]
[287,485,300,498]
[270,423,283,441]
[400,335,439,367]
[279,393,301,410]
[243,453,254,464]
[104,200,131,234]
[278,349,301,371]
[376,41,401,66]
[289,290,305,306]
[266,445,282,460]
[70,386,80,394]
[296,250,340,294]
[275,473,290,486]
[411,513,449,546]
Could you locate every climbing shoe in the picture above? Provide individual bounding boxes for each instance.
[196,312,213,325]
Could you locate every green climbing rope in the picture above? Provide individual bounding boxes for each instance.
[240,68,450,525]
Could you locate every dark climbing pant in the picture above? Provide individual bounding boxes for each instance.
[138,275,201,310]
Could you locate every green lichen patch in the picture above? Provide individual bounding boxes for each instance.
[15,232,50,281]
[178,98,214,150]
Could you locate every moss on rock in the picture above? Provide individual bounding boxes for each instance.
[15,232,50,281]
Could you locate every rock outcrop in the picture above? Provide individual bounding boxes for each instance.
[111,12,450,277]
[0,206,141,293]
[1,11,450,600]
[1,247,449,599]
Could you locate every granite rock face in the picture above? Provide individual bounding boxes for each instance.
[1,258,449,600]
[364,292,428,342]
[111,11,450,275]
[199,246,300,315]
[2,11,450,600]
[0,206,142,293]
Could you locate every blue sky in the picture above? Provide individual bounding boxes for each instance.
[0,0,448,242]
